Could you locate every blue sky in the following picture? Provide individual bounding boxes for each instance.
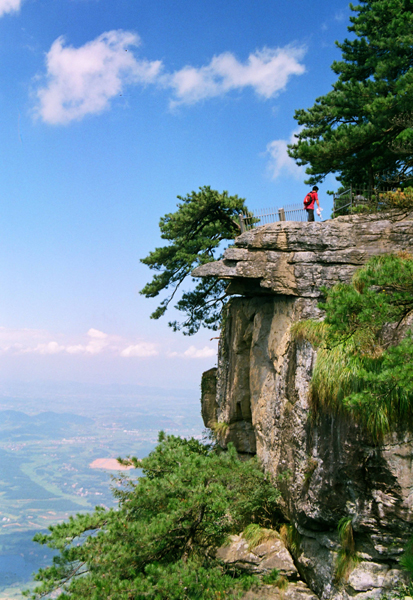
[0,0,351,390]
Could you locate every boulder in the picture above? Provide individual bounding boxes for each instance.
[217,533,297,577]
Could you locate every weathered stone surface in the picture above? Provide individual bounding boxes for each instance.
[217,534,297,576]
[200,367,218,429]
[347,562,389,591]
[196,214,413,599]
[218,532,318,599]
[192,212,413,297]
[241,582,319,599]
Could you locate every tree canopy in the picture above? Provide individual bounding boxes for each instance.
[140,186,248,335]
[25,434,280,600]
[293,252,413,440]
[288,0,413,189]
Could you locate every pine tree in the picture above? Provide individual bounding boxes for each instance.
[140,186,248,335]
[26,435,280,600]
[288,0,413,188]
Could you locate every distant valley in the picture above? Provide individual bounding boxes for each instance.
[0,382,203,599]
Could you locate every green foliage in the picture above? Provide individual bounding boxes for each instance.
[376,188,413,212]
[262,569,288,589]
[261,569,281,585]
[291,320,327,347]
[337,517,355,554]
[380,581,413,600]
[279,524,301,558]
[26,434,281,599]
[382,537,413,597]
[400,537,413,578]
[140,186,248,335]
[294,253,413,440]
[334,517,360,583]
[288,0,413,188]
[242,524,279,550]
[211,422,229,443]
[334,187,413,218]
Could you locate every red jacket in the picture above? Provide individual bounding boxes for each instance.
[304,191,318,210]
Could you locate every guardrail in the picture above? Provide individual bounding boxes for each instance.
[333,187,393,217]
[238,204,307,232]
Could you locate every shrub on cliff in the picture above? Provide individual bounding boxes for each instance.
[293,253,413,440]
[140,186,248,335]
[25,433,280,600]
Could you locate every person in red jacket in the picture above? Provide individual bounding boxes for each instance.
[303,186,320,222]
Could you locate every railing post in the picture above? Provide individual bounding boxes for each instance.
[278,208,286,221]
[333,193,336,218]
[238,213,245,233]
[350,184,352,212]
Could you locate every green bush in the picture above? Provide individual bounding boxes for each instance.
[25,433,281,599]
[292,254,413,440]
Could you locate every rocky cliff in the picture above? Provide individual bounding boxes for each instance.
[194,212,413,599]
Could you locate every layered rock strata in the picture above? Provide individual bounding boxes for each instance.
[194,213,413,599]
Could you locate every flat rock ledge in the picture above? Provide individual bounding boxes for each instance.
[192,212,413,297]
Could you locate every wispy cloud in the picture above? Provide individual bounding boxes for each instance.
[265,128,304,180]
[120,343,158,358]
[0,0,23,17]
[35,30,163,125]
[66,328,110,355]
[0,326,219,361]
[24,341,66,355]
[0,327,160,359]
[167,46,306,106]
[168,345,216,359]
[334,10,347,22]
[34,31,306,124]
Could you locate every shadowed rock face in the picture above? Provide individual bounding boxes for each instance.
[197,213,413,599]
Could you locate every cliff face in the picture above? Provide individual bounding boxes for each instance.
[194,213,413,599]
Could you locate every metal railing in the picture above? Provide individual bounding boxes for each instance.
[333,187,394,217]
[238,204,307,232]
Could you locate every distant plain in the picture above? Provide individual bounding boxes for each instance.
[0,382,203,598]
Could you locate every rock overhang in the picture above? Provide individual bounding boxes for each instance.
[192,212,413,298]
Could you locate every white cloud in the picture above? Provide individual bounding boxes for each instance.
[168,345,216,359]
[36,30,163,125]
[0,326,218,363]
[0,326,55,353]
[88,328,108,339]
[66,328,109,355]
[28,341,66,355]
[266,128,304,180]
[120,343,158,358]
[0,326,162,359]
[34,33,305,124]
[168,46,306,106]
[0,326,110,356]
[0,0,23,17]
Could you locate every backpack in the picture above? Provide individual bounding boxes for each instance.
[303,192,313,207]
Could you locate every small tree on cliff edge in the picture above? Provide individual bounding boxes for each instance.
[140,186,248,335]
[288,0,413,188]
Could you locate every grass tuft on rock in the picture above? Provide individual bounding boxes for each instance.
[243,524,279,550]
